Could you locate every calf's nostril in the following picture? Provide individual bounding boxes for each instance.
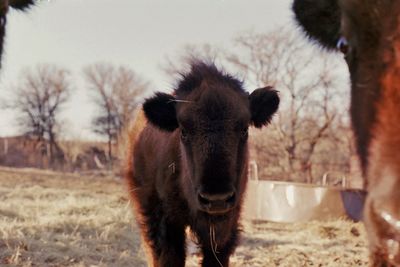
[225,192,235,204]
[198,193,211,205]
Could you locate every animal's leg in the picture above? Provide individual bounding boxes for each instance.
[370,252,396,267]
[156,218,186,267]
[201,228,238,267]
[202,243,238,267]
[136,195,186,267]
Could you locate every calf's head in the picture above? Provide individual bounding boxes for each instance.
[143,63,279,215]
[293,0,400,264]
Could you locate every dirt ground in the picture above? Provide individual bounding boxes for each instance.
[0,167,369,266]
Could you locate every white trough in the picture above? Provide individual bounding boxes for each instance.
[242,162,366,223]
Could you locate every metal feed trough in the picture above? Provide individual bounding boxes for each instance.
[242,162,367,223]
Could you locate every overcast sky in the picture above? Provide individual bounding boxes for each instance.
[0,0,295,139]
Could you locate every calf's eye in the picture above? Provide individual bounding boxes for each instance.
[337,36,349,54]
[180,129,188,141]
[241,128,249,139]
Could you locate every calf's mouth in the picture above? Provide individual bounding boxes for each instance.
[197,190,236,215]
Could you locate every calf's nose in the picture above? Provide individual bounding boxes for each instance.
[197,190,236,214]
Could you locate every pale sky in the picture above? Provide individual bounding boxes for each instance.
[0,0,294,139]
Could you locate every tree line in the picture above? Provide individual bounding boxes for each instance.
[2,63,148,170]
[163,27,359,185]
[2,27,360,185]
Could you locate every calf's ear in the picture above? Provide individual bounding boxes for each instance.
[143,92,178,132]
[9,0,35,10]
[292,0,341,50]
[249,86,279,128]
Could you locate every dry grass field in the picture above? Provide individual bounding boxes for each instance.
[0,167,369,267]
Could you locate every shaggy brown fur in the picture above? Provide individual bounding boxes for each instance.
[293,0,400,265]
[125,62,279,267]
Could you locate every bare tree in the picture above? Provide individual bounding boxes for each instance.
[6,64,71,165]
[227,27,350,182]
[83,63,148,161]
[160,27,353,183]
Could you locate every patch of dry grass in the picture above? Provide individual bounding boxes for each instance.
[0,167,369,266]
[0,168,145,267]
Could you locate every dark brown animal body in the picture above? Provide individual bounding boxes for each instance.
[0,0,34,68]
[293,0,400,265]
[126,62,279,267]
